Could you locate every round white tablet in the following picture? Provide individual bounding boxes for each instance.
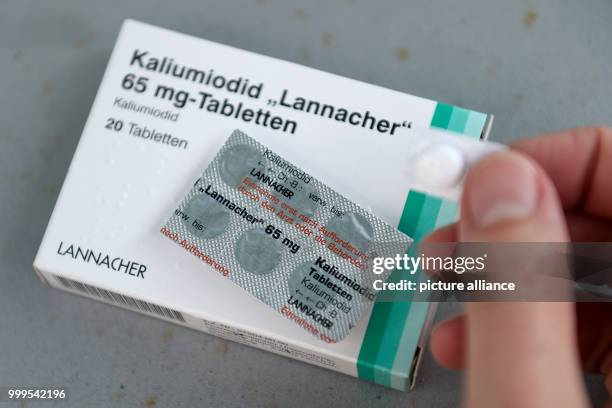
[413,143,466,188]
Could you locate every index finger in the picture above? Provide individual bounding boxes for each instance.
[510,126,612,219]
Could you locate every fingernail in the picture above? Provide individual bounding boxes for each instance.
[468,152,539,227]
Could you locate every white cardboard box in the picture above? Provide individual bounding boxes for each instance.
[34,20,491,391]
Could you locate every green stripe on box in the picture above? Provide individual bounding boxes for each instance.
[448,107,470,134]
[436,199,459,227]
[372,300,413,385]
[359,191,441,384]
[430,102,453,129]
[387,198,461,389]
[356,190,423,383]
[413,195,443,239]
[398,190,425,237]
[357,102,487,390]
[356,192,441,386]
[464,111,488,138]
[355,302,396,382]
[388,301,430,389]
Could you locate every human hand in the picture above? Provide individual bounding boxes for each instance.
[425,127,612,407]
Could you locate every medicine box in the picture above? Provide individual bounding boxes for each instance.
[34,20,492,391]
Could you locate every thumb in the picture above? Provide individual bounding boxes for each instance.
[459,151,588,407]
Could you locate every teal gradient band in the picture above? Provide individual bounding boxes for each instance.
[356,102,486,390]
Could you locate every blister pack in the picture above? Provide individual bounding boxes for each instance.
[162,130,413,342]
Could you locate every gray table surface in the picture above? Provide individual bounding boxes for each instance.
[1,0,610,407]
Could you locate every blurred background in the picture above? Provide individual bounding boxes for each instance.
[1,0,610,406]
